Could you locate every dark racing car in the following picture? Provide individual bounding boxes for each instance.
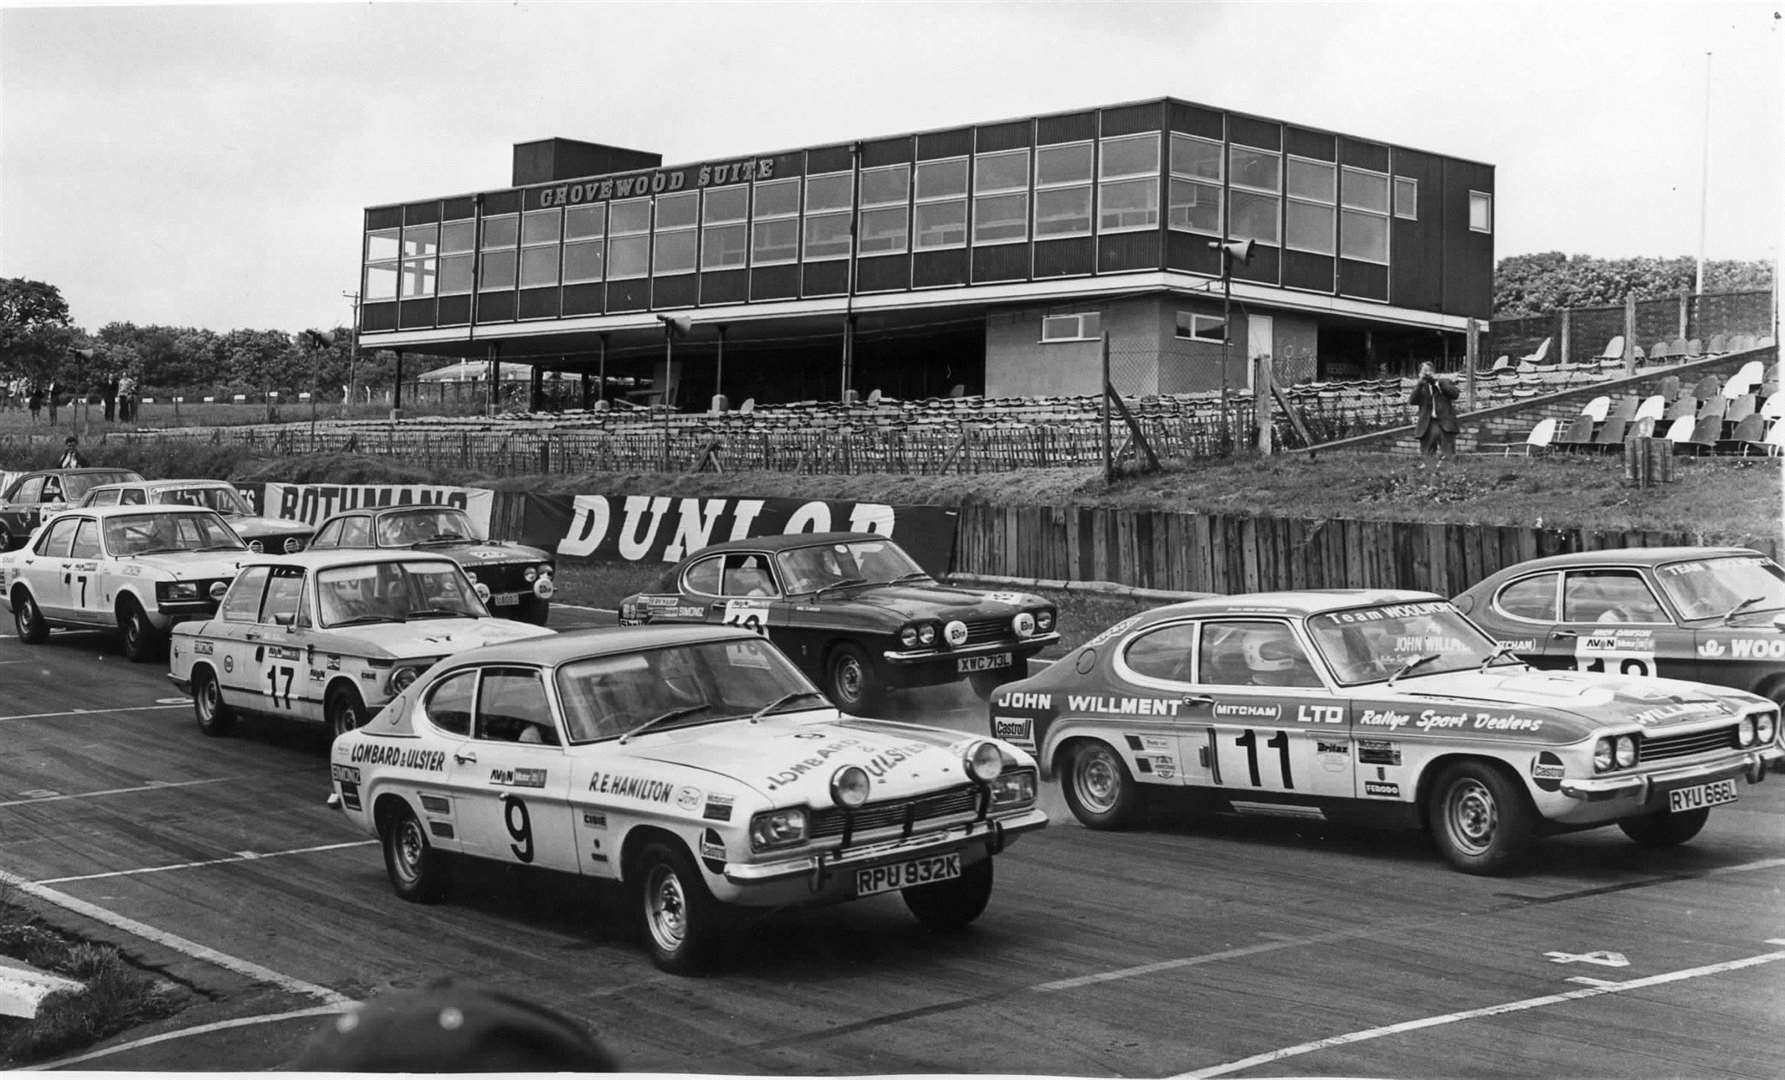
[0,467,143,550]
[618,531,1059,714]
[307,504,555,625]
[1454,547,1785,709]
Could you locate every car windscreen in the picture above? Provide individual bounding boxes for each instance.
[316,559,484,627]
[159,485,252,516]
[776,538,925,592]
[1654,554,1785,621]
[1306,600,1509,686]
[555,637,818,743]
[103,511,244,556]
[63,472,140,500]
[376,508,478,546]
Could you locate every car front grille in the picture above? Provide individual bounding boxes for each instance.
[808,783,983,840]
[961,617,1013,646]
[1640,725,1738,763]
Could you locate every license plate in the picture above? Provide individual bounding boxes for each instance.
[855,853,961,897]
[957,652,1012,674]
[490,591,521,605]
[1668,778,1738,813]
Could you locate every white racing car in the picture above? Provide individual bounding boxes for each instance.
[328,623,1048,973]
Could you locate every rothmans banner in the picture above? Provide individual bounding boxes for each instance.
[256,483,496,535]
[521,494,959,574]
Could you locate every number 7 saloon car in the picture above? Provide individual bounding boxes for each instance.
[988,589,1782,874]
[328,623,1047,973]
[169,550,555,738]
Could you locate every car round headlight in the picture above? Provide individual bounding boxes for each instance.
[247,539,264,554]
[473,582,491,602]
[1615,734,1638,768]
[1593,737,1616,773]
[945,620,969,647]
[1736,716,1757,747]
[918,623,938,646]
[1036,610,1055,632]
[899,626,920,649]
[1012,612,1036,638]
[523,567,538,582]
[539,564,553,578]
[963,740,1003,782]
[283,537,304,554]
[208,580,230,601]
[1758,712,1778,744]
[830,765,871,808]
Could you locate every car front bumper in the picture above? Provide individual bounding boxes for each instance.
[1545,745,1785,823]
[879,634,1060,687]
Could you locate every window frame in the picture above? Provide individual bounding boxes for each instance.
[562,202,607,285]
[1393,176,1418,221]
[1175,311,1227,342]
[1339,165,1391,265]
[802,171,855,263]
[856,163,911,257]
[652,191,700,277]
[1040,312,1103,343]
[972,148,1031,247]
[518,207,563,291]
[750,176,802,267]
[1032,141,1093,240]
[1284,156,1336,256]
[1469,190,1494,233]
[700,185,750,271]
[1097,133,1161,235]
[913,156,969,252]
[605,197,652,281]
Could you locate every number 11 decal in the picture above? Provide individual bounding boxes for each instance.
[1232,728,1295,789]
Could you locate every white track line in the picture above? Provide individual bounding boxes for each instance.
[0,704,187,722]
[24,1004,348,1071]
[1175,944,1785,1078]
[32,840,376,885]
[0,777,240,809]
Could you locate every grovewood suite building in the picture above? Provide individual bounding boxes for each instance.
[358,96,1494,408]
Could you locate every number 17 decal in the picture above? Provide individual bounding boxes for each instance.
[265,663,296,708]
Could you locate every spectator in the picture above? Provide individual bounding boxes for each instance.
[59,435,88,468]
[47,378,60,423]
[27,384,43,423]
[102,370,120,421]
[1407,361,1460,462]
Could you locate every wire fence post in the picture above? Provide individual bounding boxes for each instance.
[1101,332,1112,484]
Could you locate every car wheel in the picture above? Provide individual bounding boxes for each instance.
[1427,761,1535,874]
[902,856,993,932]
[515,595,551,626]
[193,667,236,737]
[1062,740,1142,829]
[968,669,1013,698]
[382,802,449,903]
[117,599,162,663]
[826,643,884,715]
[1618,807,1710,847]
[12,589,48,644]
[326,685,368,739]
[635,842,725,975]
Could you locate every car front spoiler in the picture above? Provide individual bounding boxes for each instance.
[724,806,1049,889]
[882,632,1060,665]
[1558,746,1784,802]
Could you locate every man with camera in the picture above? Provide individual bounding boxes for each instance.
[1407,361,1460,461]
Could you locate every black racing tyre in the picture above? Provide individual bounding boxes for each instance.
[326,685,369,739]
[902,856,993,932]
[193,667,236,737]
[1618,807,1711,847]
[1427,761,1535,875]
[12,589,49,644]
[635,842,725,975]
[515,595,551,626]
[968,668,1013,698]
[1062,740,1143,830]
[117,598,162,663]
[382,802,449,903]
[826,643,885,716]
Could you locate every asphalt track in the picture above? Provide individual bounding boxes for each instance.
[1,606,1782,1075]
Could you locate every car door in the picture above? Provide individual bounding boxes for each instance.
[3,476,50,543]
[1554,568,1684,679]
[1480,570,1565,667]
[249,565,318,720]
[18,515,82,620]
[455,666,581,874]
[1110,618,1217,788]
[210,566,273,707]
[62,516,108,627]
[1191,618,1355,802]
[412,667,480,858]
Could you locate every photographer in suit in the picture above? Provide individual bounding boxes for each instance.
[1407,361,1460,461]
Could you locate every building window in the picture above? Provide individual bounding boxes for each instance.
[562,204,605,284]
[652,191,698,276]
[519,208,561,289]
[399,221,438,299]
[1394,176,1418,220]
[803,171,853,262]
[1228,144,1280,245]
[1470,190,1493,233]
[857,164,910,256]
[1284,157,1335,256]
[364,225,400,301]
[973,148,1029,245]
[913,157,968,251]
[699,185,749,271]
[1340,166,1389,264]
[1168,133,1223,236]
[1041,312,1102,342]
[439,217,475,294]
[1175,311,1226,341]
[1034,141,1093,239]
[1098,133,1159,233]
[478,213,518,292]
[606,198,651,280]
[751,176,801,266]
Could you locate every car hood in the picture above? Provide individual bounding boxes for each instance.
[126,551,249,577]
[628,713,998,803]
[409,540,551,565]
[228,516,312,538]
[316,618,552,659]
[1383,667,1758,741]
[815,582,1043,619]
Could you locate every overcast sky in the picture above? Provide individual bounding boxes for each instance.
[2,0,1779,335]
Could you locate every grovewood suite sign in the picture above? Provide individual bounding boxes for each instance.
[531,157,778,210]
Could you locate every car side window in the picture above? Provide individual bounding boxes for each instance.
[1121,622,1199,682]
[475,668,560,746]
[341,517,372,546]
[69,519,102,559]
[1563,570,1665,624]
[119,489,146,505]
[87,489,120,507]
[32,516,80,557]
[1199,619,1320,688]
[681,555,723,596]
[1494,573,1557,622]
[721,553,779,598]
[220,567,272,622]
[13,478,45,505]
[260,567,308,627]
[424,669,477,737]
[311,520,342,548]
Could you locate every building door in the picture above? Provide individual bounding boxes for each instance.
[1247,315,1275,391]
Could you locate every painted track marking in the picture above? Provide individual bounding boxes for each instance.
[0,777,239,809]
[1174,944,1785,1078]
[25,1004,348,1071]
[32,840,377,885]
[0,703,187,722]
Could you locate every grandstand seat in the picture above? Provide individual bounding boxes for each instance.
[1724,394,1757,425]
[1650,340,1673,365]
[1691,374,1722,401]
[1520,338,1553,365]
[1707,333,1729,354]
[1696,395,1727,421]
[1592,417,1629,451]
[1607,395,1638,421]
[1556,413,1597,451]
[1589,336,1623,364]
[1761,391,1785,420]
[1580,395,1611,421]
[1630,345,1646,365]
[1758,335,1775,348]
[1684,339,1704,358]
[1664,395,1697,421]
[1723,360,1763,398]
[1626,417,1657,440]
[1501,417,1557,456]
[1684,415,1722,454]
[1725,413,1766,453]
[1727,333,1753,351]
[1477,355,1512,377]
[1670,338,1691,360]
[1757,419,1785,457]
[1632,394,1666,422]
[1661,415,1700,451]
[1657,374,1682,400]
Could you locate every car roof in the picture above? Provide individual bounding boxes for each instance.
[87,478,231,491]
[1135,588,1446,620]
[317,504,472,521]
[679,531,896,557]
[1476,547,1762,577]
[47,504,227,520]
[431,624,760,671]
[230,549,467,572]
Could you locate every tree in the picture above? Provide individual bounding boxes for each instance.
[1494,253,1774,316]
[0,278,76,379]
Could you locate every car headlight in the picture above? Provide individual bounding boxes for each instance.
[208,580,230,601]
[283,537,304,554]
[918,622,937,646]
[1758,711,1778,745]
[1736,716,1757,747]
[538,564,553,578]
[1012,612,1036,638]
[523,567,537,582]
[1593,737,1616,773]
[899,625,920,649]
[473,582,491,602]
[988,769,1037,806]
[1615,734,1638,768]
[749,808,808,851]
[387,666,421,694]
[247,539,265,554]
[944,620,969,647]
[1035,609,1055,633]
[830,765,870,808]
[160,582,200,602]
[963,740,1003,782]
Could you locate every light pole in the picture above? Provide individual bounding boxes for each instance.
[342,290,361,412]
[657,314,693,471]
[1208,238,1253,446]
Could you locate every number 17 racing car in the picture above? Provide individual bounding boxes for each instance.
[988,589,1783,874]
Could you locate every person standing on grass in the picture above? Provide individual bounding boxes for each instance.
[59,435,87,468]
[1407,360,1460,461]
[47,378,61,424]
[28,384,43,423]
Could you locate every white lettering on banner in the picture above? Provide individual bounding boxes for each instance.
[785,501,832,534]
[665,498,726,561]
[548,495,932,565]
[267,484,491,533]
[725,500,767,541]
[848,504,894,534]
[556,495,612,558]
[617,496,673,561]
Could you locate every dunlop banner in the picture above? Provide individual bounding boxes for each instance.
[257,483,496,534]
[521,493,958,573]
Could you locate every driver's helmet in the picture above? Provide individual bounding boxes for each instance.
[1241,631,1295,675]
